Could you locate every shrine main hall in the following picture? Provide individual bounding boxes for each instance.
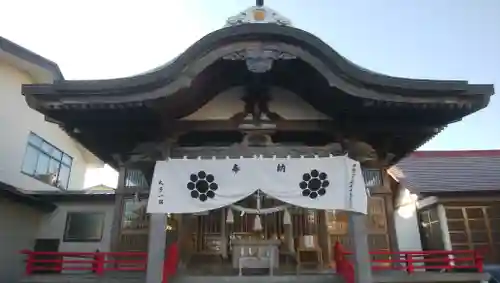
[22,2,494,283]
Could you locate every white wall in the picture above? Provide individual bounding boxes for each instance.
[37,201,115,253]
[394,187,423,252]
[0,197,43,282]
[0,62,89,191]
[182,86,330,120]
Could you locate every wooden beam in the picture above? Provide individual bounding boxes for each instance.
[167,120,332,133]
[437,196,500,203]
[109,167,126,252]
[167,120,440,134]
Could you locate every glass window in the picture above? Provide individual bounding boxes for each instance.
[48,159,60,175]
[62,154,72,166]
[21,132,73,190]
[35,154,50,175]
[51,148,63,160]
[122,199,149,230]
[40,142,53,154]
[28,134,43,147]
[21,146,39,175]
[58,165,71,189]
[64,212,105,242]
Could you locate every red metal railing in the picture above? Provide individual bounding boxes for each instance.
[333,242,355,283]
[21,242,180,283]
[20,250,147,275]
[162,242,179,283]
[333,242,484,283]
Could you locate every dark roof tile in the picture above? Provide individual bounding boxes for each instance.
[0,181,56,212]
[389,150,500,194]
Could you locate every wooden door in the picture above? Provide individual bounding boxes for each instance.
[488,204,500,263]
[118,199,150,252]
[327,196,390,265]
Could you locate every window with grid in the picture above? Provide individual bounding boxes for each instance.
[64,212,105,242]
[21,132,72,190]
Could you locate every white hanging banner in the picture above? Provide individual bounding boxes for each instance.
[147,158,256,214]
[345,157,368,214]
[147,156,367,214]
[255,157,367,214]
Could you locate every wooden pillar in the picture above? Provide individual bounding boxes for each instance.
[221,207,228,259]
[318,210,330,265]
[385,175,400,255]
[437,204,452,251]
[110,166,127,252]
[176,214,185,269]
[179,214,200,269]
[384,194,400,267]
[349,213,373,283]
[436,204,454,266]
[146,142,172,283]
[146,214,167,283]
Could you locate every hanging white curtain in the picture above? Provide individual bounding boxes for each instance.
[147,156,367,214]
[147,158,256,213]
[255,157,367,214]
[344,157,369,214]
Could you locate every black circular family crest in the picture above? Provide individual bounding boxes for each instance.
[299,169,329,199]
[187,171,218,202]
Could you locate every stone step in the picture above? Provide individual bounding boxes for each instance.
[20,273,344,283]
[172,274,345,283]
[21,271,492,283]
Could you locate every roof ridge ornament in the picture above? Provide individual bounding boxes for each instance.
[222,43,296,73]
[225,3,292,27]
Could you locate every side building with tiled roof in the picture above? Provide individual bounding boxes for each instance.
[390,150,500,265]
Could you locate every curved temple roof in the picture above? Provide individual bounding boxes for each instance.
[19,4,495,166]
[22,5,493,112]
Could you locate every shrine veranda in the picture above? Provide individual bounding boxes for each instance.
[21,1,493,282]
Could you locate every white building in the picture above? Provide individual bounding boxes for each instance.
[0,36,103,192]
[0,36,106,282]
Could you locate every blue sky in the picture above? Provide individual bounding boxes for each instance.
[1,0,498,153]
